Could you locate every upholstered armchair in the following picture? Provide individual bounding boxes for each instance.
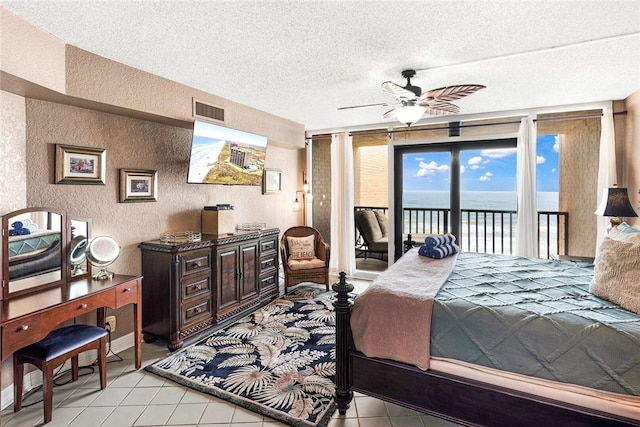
[280,226,330,293]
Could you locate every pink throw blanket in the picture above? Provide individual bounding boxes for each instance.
[350,248,457,370]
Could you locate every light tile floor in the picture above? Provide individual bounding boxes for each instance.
[1,278,460,427]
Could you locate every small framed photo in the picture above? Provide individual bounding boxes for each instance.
[55,144,106,185]
[262,168,281,194]
[119,168,158,203]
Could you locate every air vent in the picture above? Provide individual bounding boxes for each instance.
[193,99,225,123]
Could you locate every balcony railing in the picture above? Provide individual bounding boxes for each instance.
[355,206,568,259]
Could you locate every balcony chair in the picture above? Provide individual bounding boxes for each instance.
[354,209,388,260]
[14,324,108,424]
[280,226,330,293]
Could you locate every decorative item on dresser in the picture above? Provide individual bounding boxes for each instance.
[139,228,280,350]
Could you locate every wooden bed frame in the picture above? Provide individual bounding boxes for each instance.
[332,272,640,427]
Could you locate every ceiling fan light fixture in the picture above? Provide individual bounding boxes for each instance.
[395,104,426,126]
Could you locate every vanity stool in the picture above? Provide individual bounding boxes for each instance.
[13,324,108,424]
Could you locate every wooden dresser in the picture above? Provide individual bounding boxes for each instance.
[139,228,279,350]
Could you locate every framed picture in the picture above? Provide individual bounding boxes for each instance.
[55,144,106,185]
[262,168,281,194]
[119,168,158,203]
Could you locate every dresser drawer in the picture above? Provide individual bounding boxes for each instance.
[116,280,139,307]
[259,253,278,272]
[259,272,278,288]
[2,315,44,359]
[260,237,278,255]
[181,249,211,276]
[182,274,211,300]
[182,298,212,327]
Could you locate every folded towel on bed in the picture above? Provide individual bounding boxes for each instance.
[425,233,456,248]
[10,219,37,236]
[419,243,459,259]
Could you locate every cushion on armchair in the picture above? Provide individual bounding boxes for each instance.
[358,210,383,243]
[287,257,326,270]
[374,210,388,236]
[287,235,316,260]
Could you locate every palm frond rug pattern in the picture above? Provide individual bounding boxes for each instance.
[145,286,336,427]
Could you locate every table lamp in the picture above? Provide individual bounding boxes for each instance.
[594,184,638,228]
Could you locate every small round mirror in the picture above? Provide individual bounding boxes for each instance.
[86,236,120,280]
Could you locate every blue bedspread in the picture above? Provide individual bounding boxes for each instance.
[430,252,640,395]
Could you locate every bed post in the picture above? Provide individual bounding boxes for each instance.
[332,271,354,415]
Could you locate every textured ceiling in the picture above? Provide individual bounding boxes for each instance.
[2,0,640,132]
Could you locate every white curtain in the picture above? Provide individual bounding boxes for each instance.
[330,132,356,275]
[516,117,538,257]
[595,106,617,250]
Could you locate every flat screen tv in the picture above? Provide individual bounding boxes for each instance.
[187,120,268,185]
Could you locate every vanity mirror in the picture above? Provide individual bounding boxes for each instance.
[2,207,67,298]
[86,236,120,280]
[68,215,91,281]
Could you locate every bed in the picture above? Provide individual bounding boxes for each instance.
[334,229,640,426]
[8,230,62,280]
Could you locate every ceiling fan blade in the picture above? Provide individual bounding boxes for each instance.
[382,108,398,120]
[381,81,417,100]
[424,107,457,116]
[419,101,460,114]
[421,84,486,102]
[337,102,389,110]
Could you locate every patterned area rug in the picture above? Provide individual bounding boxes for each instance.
[145,286,336,427]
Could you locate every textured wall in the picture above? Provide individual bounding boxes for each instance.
[542,118,600,256]
[624,89,640,227]
[312,137,331,245]
[24,98,301,275]
[0,91,26,213]
[0,8,66,93]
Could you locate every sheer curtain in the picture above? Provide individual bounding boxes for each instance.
[516,117,538,257]
[330,132,356,275]
[595,106,617,250]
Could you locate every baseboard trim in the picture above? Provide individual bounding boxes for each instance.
[1,332,135,411]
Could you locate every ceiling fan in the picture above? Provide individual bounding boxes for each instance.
[339,69,485,126]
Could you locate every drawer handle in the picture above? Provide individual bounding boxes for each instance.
[21,325,29,331]
[80,303,88,309]
[123,287,132,293]
[194,307,202,314]
[191,261,201,268]
[194,284,201,290]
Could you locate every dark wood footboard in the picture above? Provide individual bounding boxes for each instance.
[332,272,640,427]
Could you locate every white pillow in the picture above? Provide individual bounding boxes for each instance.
[590,237,640,313]
[608,224,640,244]
[287,235,316,260]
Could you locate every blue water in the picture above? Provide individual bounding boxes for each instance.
[403,191,559,211]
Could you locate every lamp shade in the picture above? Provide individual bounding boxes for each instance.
[395,105,426,126]
[595,186,638,217]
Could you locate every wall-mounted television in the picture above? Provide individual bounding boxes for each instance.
[187,120,268,185]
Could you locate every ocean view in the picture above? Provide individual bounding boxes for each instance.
[403,190,559,212]
[401,191,562,257]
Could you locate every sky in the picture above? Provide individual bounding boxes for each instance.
[403,134,559,192]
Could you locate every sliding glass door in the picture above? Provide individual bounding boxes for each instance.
[394,139,517,258]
